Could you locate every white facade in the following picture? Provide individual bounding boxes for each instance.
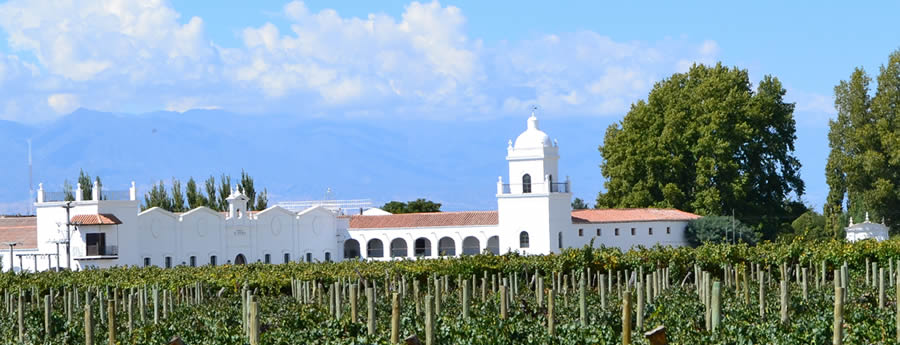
[845,213,889,242]
[10,114,698,272]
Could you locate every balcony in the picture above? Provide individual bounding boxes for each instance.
[74,245,118,260]
[499,181,570,194]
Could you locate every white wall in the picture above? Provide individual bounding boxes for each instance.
[566,220,690,250]
[345,225,500,260]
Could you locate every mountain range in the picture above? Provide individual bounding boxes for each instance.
[0,109,613,214]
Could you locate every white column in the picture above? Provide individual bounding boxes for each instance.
[92,180,100,201]
[76,183,83,202]
[37,183,45,203]
[129,181,136,201]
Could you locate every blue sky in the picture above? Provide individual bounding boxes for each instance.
[1,0,899,211]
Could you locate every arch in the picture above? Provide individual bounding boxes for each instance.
[520,231,530,248]
[343,239,361,259]
[234,254,247,265]
[462,236,480,255]
[390,238,408,258]
[367,239,384,258]
[487,236,500,255]
[438,237,456,256]
[414,237,432,257]
[522,174,532,193]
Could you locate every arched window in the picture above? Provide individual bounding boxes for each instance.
[264,254,271,264]
[305,253,312,262]
[414,238,432,257]
[522,174,532,193]
[558,232,563,249]
[165,256,172,268]
[234,254,246,265]
[209,255,217,266]
[367,239,384,258]
[325,252,331,262]
[390,238,408,257]
[438,237,456,256]
[487,236,500,255]
[189,256,197,267]
[462,236,480,255]
[519,231,530,248]
[344,239,361,259]
[283,253,290,263]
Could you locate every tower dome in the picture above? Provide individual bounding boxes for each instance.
[513,113,552,149]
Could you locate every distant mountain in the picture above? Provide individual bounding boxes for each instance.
[0,109,615,214]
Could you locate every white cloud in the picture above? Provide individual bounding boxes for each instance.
[47,93,79,114]
[0,0,729,123]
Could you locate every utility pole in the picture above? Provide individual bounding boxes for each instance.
[3,242,18,273]
[731,209,735,244]
[62,201,75,270]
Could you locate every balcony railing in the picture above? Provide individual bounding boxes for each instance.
[78,245,118,258]
[500,182,569,194]
[39,190,131,202]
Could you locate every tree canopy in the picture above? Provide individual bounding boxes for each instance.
[596,63,803,240]
[142,171,268,212]
[381,199,442,214]
[826,50,900,235]
[571,198,590,210]
[685,216,760,246]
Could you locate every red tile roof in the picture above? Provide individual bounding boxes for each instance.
[71,214,123,225]
[350,211,498,229]
[0,216,37,249]
[572,208,700,224]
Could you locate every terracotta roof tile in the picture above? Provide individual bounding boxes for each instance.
[571,208,700,224]
[71,214,123,225]
[350,211,498,229]
[0,216,37,249]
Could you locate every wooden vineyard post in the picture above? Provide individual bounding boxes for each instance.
[636,278,644,330]
[896,272,900,342]
[481,277,487,302]
[802,267,808,301]
[85,303,94,345]
[600,274,607,309]
[128,293,133,335]
[547,289,556,336]
[413,280,421,315]
[758,271,765,319]
[834,284,843,345]
[780,278,788,325]
[44,295,51,338]
[18,292,24,343]
[153,287,159,325]
[366,287,375,336]
[249,300,259,345]
[391,293,400,344]
[434,278,441,316]
[350,284,358,323]
[462,280,470,319]
[536,272,543,308]
[425,295,434,345]
[108,299,116,345]
[579,276,587,327]
[623,289,632,345]
[879,267,885,309]
[500,285,508,319]
[711,281,721,331]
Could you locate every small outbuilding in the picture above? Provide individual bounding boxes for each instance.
[845,212,889,242]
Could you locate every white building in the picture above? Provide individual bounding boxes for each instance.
[3,114,699,272]
[845,212,889,242]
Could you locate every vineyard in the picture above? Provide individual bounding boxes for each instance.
[2,240,900,344]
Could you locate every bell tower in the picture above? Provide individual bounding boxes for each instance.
[496,112,572,255]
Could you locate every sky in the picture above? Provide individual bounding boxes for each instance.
[1,0,899,210]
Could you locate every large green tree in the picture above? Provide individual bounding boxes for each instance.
[381,199,441,214]
[597,63,804,239]
[826,50,900,234]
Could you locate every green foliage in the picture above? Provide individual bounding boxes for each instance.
[597,63,804,240]
[4,241,900,344]
[381,199,442,214]
[786,210,829,242]
[826,49,900,235]
[218,174,232,212]
[204,176,217,210]
[571,197,589,210]
[240,169,258,211]
[185,177,208,209]
[62,179,74,202]
[171,178,185,212]
[255,188,268,210]
[142,180,172,211]
[685,216,760,246]
[77,169,92,201]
